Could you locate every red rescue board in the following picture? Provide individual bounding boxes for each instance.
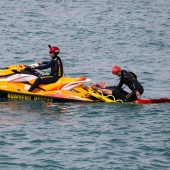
[135,98,170,104]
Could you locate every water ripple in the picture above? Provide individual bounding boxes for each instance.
[0,0,170,169]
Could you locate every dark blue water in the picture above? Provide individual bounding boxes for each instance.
[0,0,170,169]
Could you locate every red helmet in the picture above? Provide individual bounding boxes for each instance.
[49,46,60,54]
[112,65,122,75]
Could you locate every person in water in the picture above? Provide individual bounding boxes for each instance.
[28,45,63,92]
[91,65,144,102]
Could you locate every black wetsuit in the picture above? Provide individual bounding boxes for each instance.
[28,55,63,92]
[106,86,128,100]
[115,70,144,102]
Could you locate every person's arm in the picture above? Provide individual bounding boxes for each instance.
[132,81,141,98]
[42,61,49,64]
[38,61,49,65]
[35,60,55,70]
[125,72,141,98]
[128,74,139,92]
[135,91,141,99]
[116,78,123,89]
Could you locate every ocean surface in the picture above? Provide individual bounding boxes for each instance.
[0,0,170,169]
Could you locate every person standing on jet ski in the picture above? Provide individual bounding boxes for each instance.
[28,45,63,92]
[111,65,144,102]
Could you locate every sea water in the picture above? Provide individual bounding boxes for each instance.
[0,0,170,169]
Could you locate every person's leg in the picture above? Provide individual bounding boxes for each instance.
[124,85,144,102]
[28,77,41,92]
[124,91,136,102]
[38,76,58,84]
[28,76,59,92]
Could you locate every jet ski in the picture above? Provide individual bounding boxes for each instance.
[0,64,97,102]
[1,64,169,104]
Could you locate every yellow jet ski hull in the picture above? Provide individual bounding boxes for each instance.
[0,64,95,102]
